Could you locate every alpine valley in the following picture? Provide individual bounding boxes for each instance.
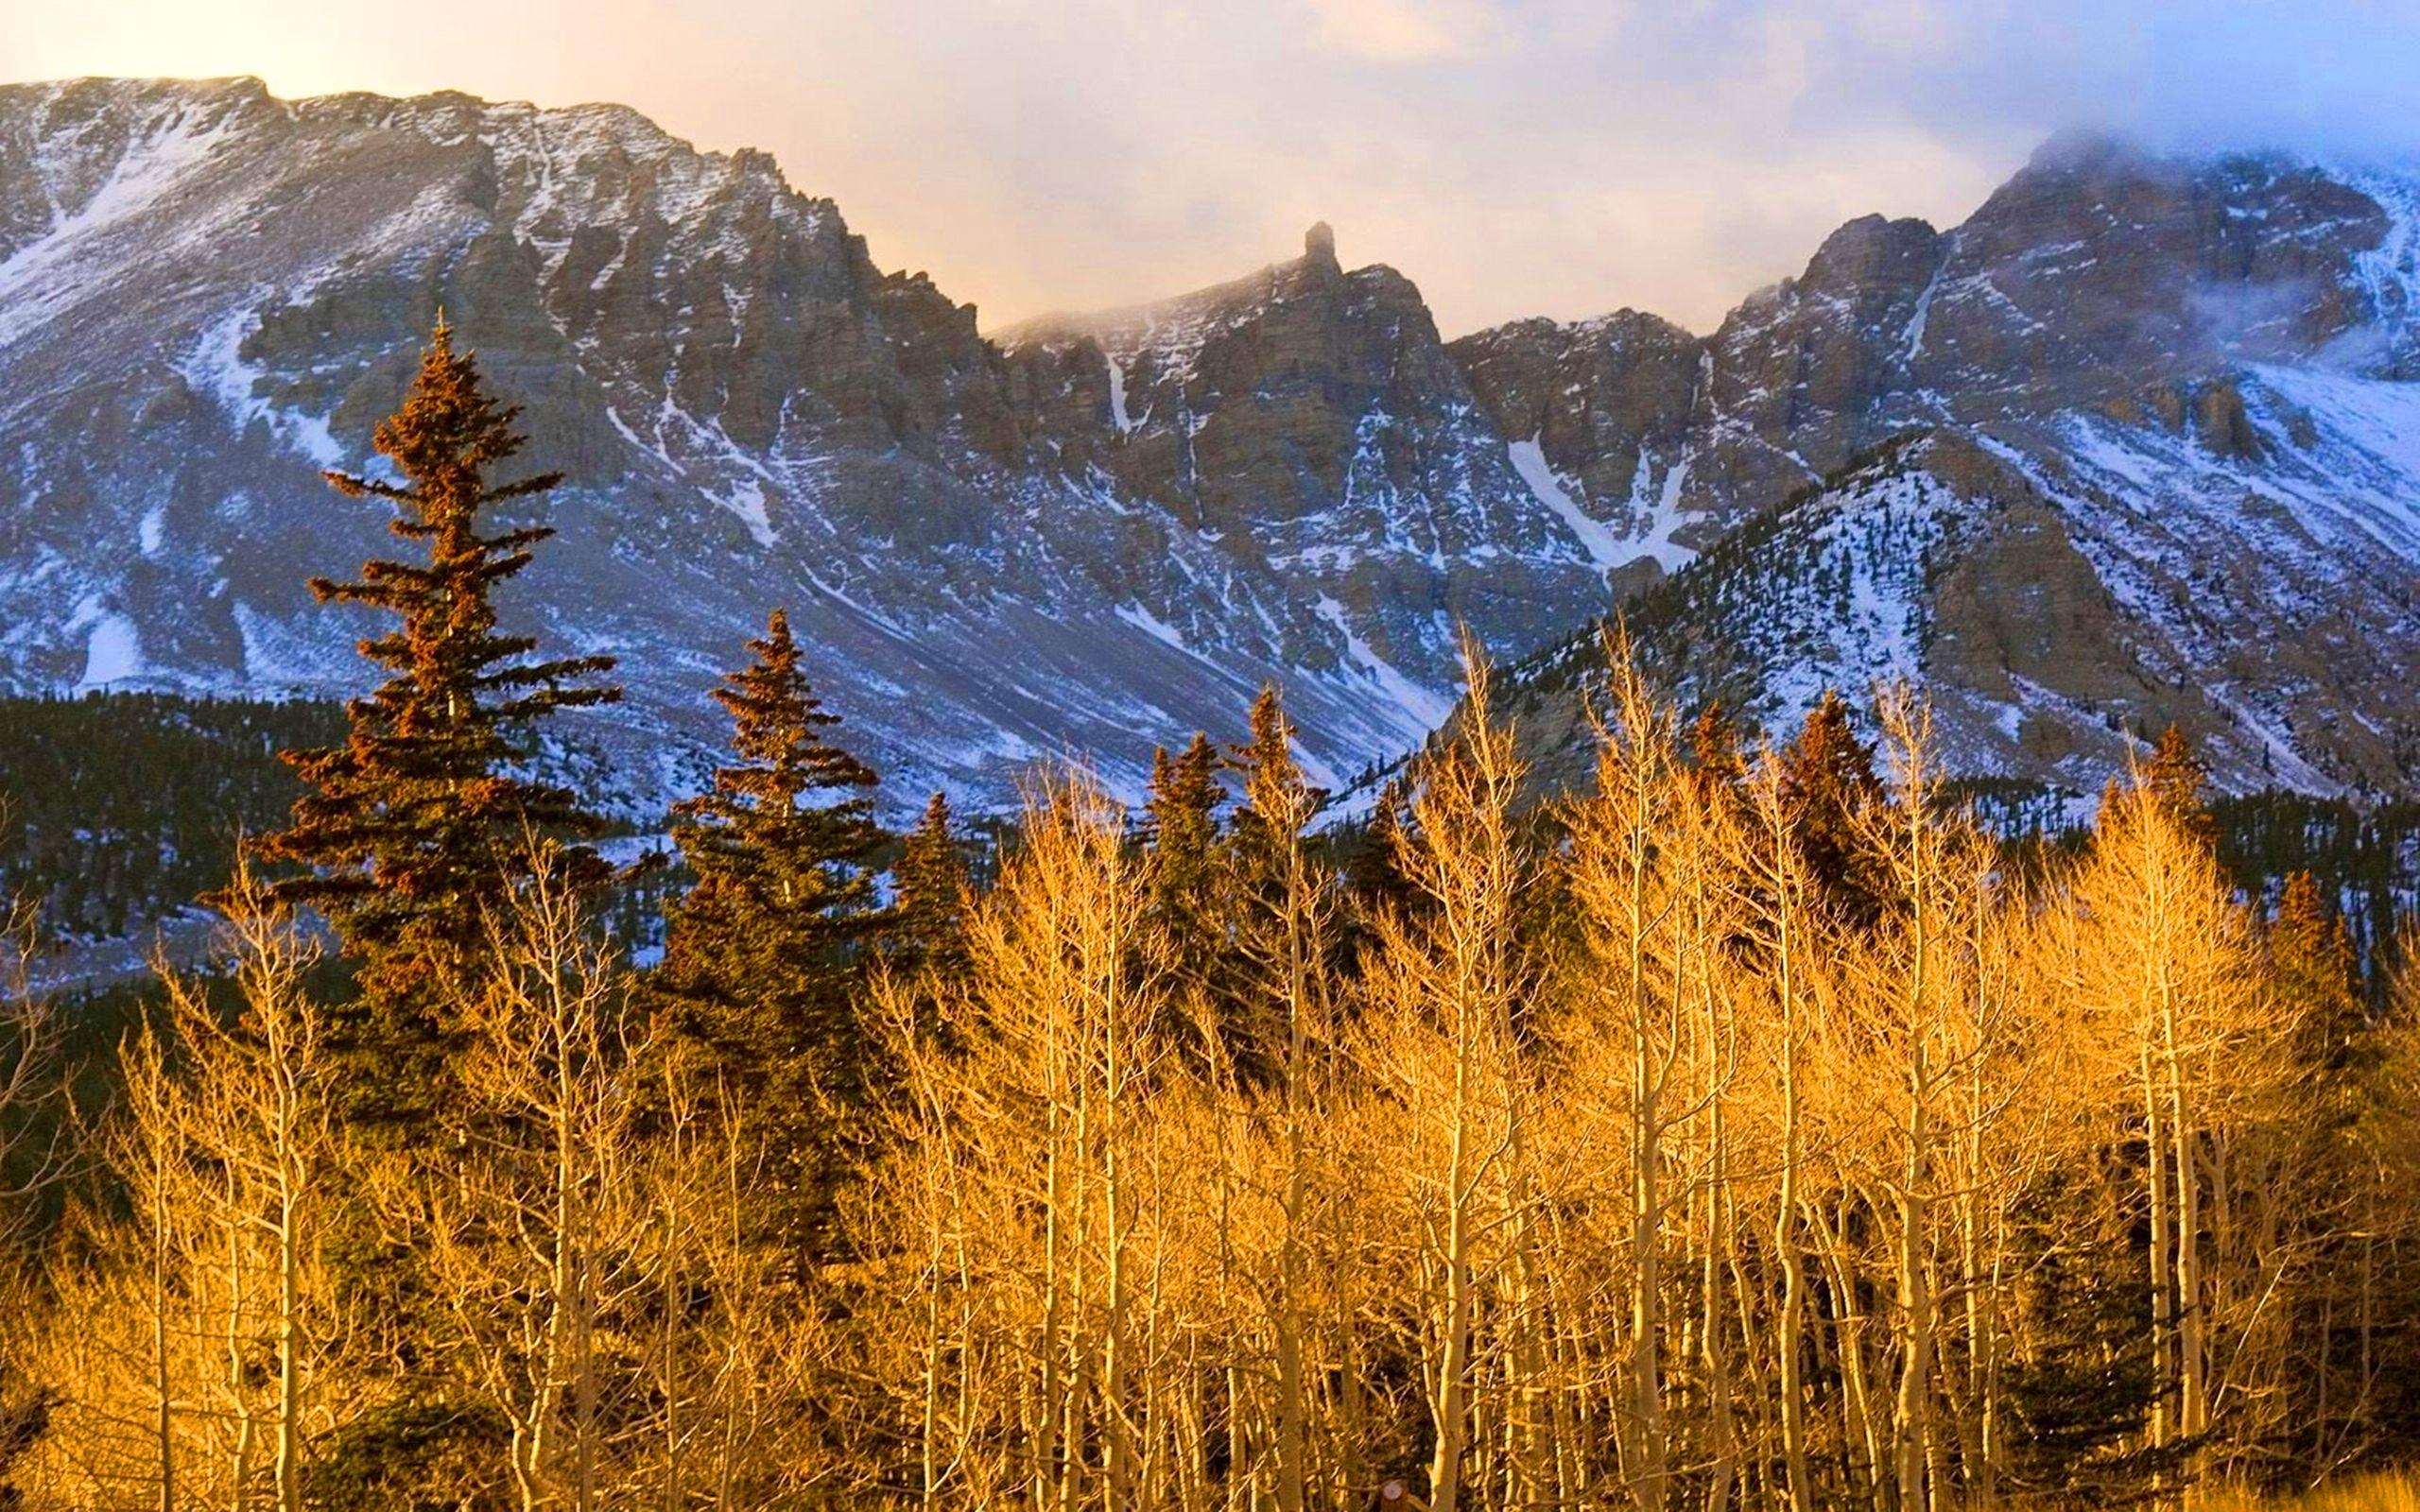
[4,76,2417,817]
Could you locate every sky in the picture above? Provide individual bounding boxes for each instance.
[5,1,2417,338]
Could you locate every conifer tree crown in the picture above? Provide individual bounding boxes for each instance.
[263,318,620,1108]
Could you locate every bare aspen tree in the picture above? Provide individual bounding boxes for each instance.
[1739,749,1823,1512]
[150,863,337,1512]
[0,890,68,1508]
[1563,636,1699,1512]
[938,773,1167,1509]
[2069,768,2266,1499]
[18,642,2420,1511]
[388,843,653,1512]
[1357,643,1537,1512]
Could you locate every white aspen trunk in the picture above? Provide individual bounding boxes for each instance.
[274,1149,304,1512]
[1775,918,1815,1512]
[1275,850,1313,1512]
[1102,965,1134,1511]
[1626,799,1668,1512]
[152,1147,177,1512]
[225,1165,257,1512]
[2168,1037,2209,1451]
[2145,1058,2175,1472]
[1895,1065,1932,1512]
[1426,1074,1474,1512]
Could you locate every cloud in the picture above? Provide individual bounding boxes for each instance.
[3,1,2415,337]
[1307,0,1507,62]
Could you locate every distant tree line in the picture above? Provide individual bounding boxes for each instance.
[0,695,343,937]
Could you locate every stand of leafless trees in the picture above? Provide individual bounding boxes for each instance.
[3,641,2415,1509]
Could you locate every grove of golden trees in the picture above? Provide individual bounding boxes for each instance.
[1,329,2414,1510]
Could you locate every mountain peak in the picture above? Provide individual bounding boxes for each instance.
[1305,220,1338,266]
[2024,126,2152,176]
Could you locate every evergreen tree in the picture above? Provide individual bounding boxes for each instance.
[1777,688,1886,924]
[1219,687,1325,1076]
[2275,871,2363,1070]
[1227,688,1320,885]
[1144,732,1226,1044]
[1687,701,1745,789]
[650,609,882,1243]
[894,789,971,972]
[262,318,619,1129]
[2144,723,2217,850]
[1341,776,1419,924]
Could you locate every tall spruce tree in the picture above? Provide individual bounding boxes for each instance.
[264,318,619,1128]
[1687,701,1746,790]
[1226,687,1318,885]
[2144,723,2218,850]
[1143,733,1226,1048]
[1342,776,1418,917]
[1219,686,1328,1076]
[893,789,971,973]
[651,609,882,1242]
[1778,688,1887,925]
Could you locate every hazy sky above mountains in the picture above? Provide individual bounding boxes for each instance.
[5,1,2413,336]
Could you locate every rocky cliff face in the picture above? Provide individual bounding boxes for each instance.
[1461,135,2420,799]
[0,78,1638,812]
[998,224,1635,699]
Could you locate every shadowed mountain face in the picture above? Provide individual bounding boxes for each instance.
[3,81,2416,813]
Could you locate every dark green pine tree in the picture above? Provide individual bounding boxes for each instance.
[1341,775,1419,924]
[2265,871,2396,1465]
[1687,701,1746,791]
[2274,870,2364,1072]
[1143,732,1226,1033]
[892,789,972,973]
[262,318,619,1130]
[1225,686,1326,923]
[1218,686,1327,1076]
[650,609,882,1243]
[1778,688,1887,926]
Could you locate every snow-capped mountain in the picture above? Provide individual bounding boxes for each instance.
[0,77,1639,812]
[3,81,2415,813]
[1460,133,2420,799]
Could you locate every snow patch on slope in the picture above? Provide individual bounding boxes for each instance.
[1508,437,1698,576]
[1508,437,1625,570]
[74,605,143,690]
[1314,594,1455,731]
[178,309,346,468]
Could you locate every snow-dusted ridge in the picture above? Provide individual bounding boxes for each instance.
[5,83,2419,816]
[0,77,1669,817]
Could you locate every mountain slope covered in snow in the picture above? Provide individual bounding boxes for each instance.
[0,78,1642,812]
[3,83,2417,812]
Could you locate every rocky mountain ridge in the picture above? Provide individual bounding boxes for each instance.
[2,79,2415,816]
[0,76,1660,814]
[1447,132,2420,801]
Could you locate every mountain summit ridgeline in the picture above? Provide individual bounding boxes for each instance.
[3,78,2417,810]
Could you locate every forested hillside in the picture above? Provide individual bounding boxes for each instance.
[0,694,341,936]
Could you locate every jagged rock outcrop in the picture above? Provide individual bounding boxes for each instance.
[998,223,1629,683]
[1447,309,1702,575]
[1456,133,2418,541]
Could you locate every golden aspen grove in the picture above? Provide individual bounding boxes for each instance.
[0,333,2415,1511]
